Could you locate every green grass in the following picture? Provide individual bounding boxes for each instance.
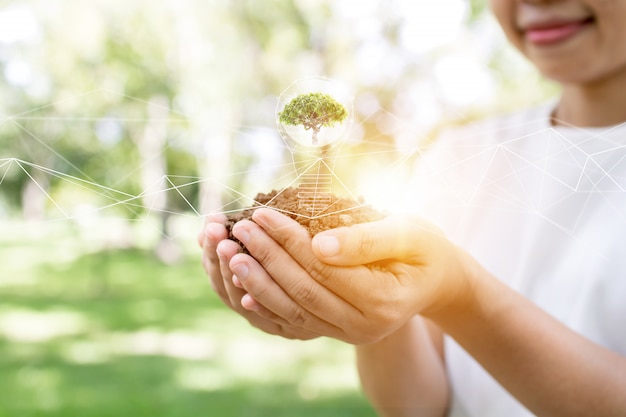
[0,227,377,417]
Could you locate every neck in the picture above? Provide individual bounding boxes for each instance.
[553,70,626,128]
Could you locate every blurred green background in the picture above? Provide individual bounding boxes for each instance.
[0,220,374,416]
[0,0,556,415]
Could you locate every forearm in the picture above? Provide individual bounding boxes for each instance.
[430,265,626,417]
[356,316,449,417]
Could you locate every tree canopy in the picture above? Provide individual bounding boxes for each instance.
[278,92,348,145]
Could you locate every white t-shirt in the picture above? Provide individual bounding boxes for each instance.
[411,104,626,416]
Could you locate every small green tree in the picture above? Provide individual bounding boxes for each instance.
[278,92,348,145]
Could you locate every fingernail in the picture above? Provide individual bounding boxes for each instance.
[205,223,223,239]
[241,294,259,312]
[314,234,340,257]
[232,263,249,281]
[252,208,286,230]
[216,247,226,262]
[233,224,250,245]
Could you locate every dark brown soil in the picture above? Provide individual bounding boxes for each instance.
[225,187,385,252]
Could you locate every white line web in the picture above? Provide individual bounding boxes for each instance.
[1,88,625,257]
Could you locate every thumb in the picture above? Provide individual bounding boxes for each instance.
[311,215,436,266]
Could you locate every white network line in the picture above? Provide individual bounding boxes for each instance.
[0,87,624,255]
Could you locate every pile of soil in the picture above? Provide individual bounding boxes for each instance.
[225,187,385,251]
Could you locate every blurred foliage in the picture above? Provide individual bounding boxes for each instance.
[0,0,558,222]
[468,0,488,22]
[0,233,375,416]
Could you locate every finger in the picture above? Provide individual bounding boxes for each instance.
[250,208,410,316]
[201,223,231,303]
[202,222,228,290]
[202,222,228,274]
[257,320,320,340]
[217,239,245,303]
[241,302,320,341]
[243,295,322,340]
[204,212,228,224]
[236,212,343,288]
[199,215,321,341]
[310,214,439,266]
[199,213,228,245]
[203,222,229,256]
[227,257,323,341]
[197,230,204,248]
[250,208,332,275]
[218,245,284,318]
[250,208,374,281]
[231,216,359,336]
[228,247,348,340]
[212,241,319,340]
[239,292,317,338]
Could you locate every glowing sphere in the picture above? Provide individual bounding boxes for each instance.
[276,77,354,152]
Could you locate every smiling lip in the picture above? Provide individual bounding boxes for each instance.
[524,19,593,45]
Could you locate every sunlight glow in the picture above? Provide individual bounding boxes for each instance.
[0,309,87,343]
[0,8,40,44]
[356,167,420,214]
[112,328,218,360]
[398,0,467,54]
[434,51,494,106]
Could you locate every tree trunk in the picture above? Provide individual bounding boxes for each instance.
[136,96,169,216]
[198,136,230,214]
[311,128,319,146]
[135,96,179,262]
[21,167,50,221]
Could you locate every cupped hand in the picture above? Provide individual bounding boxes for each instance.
[198,213,319,340]
[229,208,478,344]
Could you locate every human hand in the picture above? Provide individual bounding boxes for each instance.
[198,213,319,340]
[228,208,479,344]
